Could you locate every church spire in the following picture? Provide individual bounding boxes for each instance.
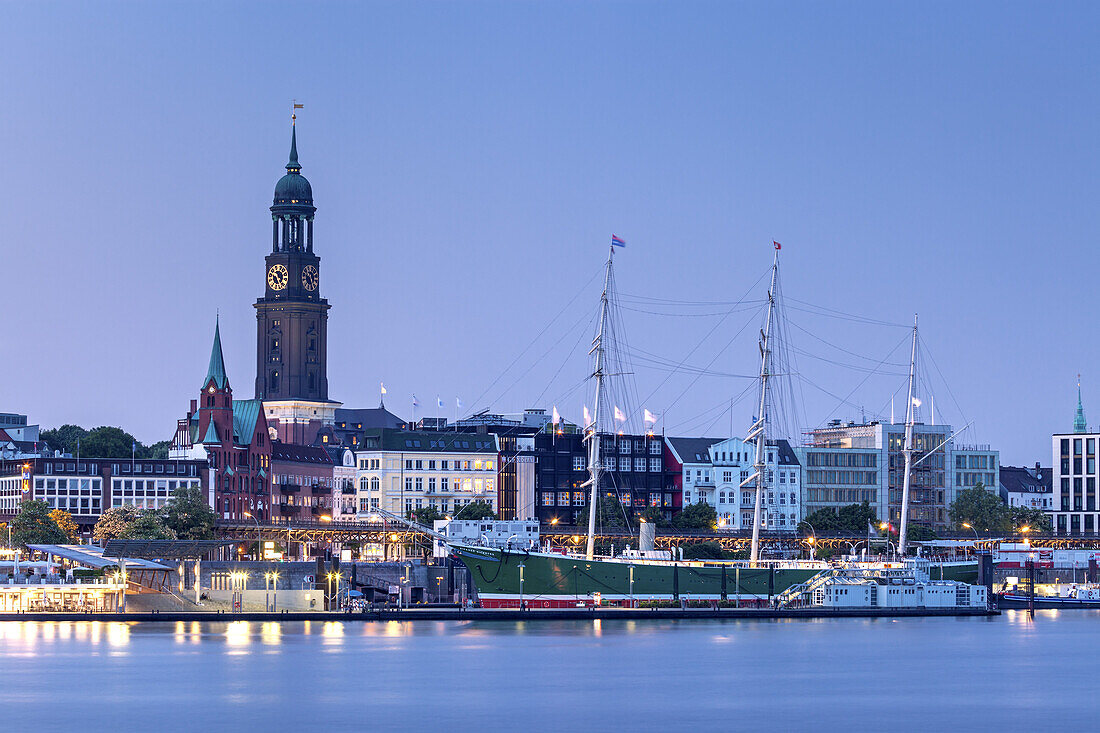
[205,317,230,390]
[1075,374,1087,434]
[287,124,300,172]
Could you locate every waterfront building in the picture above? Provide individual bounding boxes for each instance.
[998,464,1052,511]
[329,446,358,520]
[798,419,999,531]
[0,456,204,535]
[0,413,51,460]
[270,442,335,521]
[254,123,342,444]
[170,320,273,521]
[1051,384,1100,535]
[455,409,551,520]
[533,431,675,526]
[353,429,499,517]
[671,437,801,531]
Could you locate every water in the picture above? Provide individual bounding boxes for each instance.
[0,611,1090,731]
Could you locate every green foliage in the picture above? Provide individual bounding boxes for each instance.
[409,506,444,525]
[10,501,67,548]
[121,511,176,540]
[162,485,216,540]
[94,506,144,542]
[574,495,628,529]
[640,506,668,527]
[801,502,877,534]
[39,424,170,459]
[948,484,1010,532]
[680,541,725,560]
[1009,506,1052,534]
[452,501,496,521]
[672,501,718,530]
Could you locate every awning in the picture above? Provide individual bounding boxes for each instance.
[26,544,171,571]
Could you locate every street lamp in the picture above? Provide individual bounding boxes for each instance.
[801,520,817,560]
[243,511,261,560]
[518,563,525,610]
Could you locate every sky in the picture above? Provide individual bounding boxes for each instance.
[3,2,1099,464]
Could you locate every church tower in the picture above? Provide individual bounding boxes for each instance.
[255,120,340,444]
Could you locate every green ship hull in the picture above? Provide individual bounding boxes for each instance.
[452,545,824,608]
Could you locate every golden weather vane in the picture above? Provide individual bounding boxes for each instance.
[291,99,304,123]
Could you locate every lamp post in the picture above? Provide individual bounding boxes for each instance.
[518,563,525,610]
[629,565,635,608]
[243,511,261,560]
[801,520,817,560]
[961,523,979,559]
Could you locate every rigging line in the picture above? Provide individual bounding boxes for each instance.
[628,268,771,423]
[603,340,759,378]
[618,304,763,317]
[656,308,763,424]
[811,330,913,430]
[786,318,910,367]
[532,305,600,407]
[786,343,909,375]
[618,293,768,307]
[784,297,909,327]
[491,306,598,410]
[918,333,970,428]
[667,381,757,433]
[469,264,603,410]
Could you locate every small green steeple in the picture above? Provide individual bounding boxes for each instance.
[205,317,229,390]
[1074,375,1087,434]
[287,124,299,171]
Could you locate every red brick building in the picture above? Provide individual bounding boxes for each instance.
[172,320,272,521]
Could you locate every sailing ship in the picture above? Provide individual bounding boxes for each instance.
[450,242,976,608]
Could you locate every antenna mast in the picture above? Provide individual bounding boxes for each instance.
[749,244,781,564]
[898,314,918,556]
[585,245,615,560]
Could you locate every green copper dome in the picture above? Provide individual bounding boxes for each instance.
[273,125,313,206]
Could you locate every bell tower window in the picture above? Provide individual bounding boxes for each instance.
[270,371,280,391]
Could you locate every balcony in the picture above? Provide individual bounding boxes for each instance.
[278,482,301,494]
[310,483,329,495]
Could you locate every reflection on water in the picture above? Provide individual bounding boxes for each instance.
[2,614,1100,730]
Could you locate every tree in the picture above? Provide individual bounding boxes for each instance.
[574,495,628,529]
[672,501,718,531]
[1009,506,1052,534]
[10,501,67,549]
[948,484,1010,533]
[80,426,141,459]
[452,501,497,521]
[142,440,172,460]
[121,511,176,540]
[801,502,877,534]
[94,506,143,542]
[49,509,81,543]
[39,424,88,455]
[162,485,215,540]
[640,506,668,527]
[681,540,725,560]
[410,506,444,525]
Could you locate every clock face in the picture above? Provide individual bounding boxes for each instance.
[267,264,289,290]
[302,265,319,291]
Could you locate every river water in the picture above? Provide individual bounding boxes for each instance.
[0,611,1090,731]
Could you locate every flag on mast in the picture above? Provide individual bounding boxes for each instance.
[611,235,626,248]
[552,406,560,425]
[456,397,463,408]
[412,394,420,408]
[380,382,387,395]
[644,409,657,424]
[437,396,444,408]
[583,405,592,427]
[773,241,782,250]
[614,406,626,422]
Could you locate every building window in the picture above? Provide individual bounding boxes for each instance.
[573,455,586,471]
[650,458,661,472]
[269,371,279,391]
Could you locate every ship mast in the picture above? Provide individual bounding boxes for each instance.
[585,245,614,560]
[749,245,780,564]
[897,315,918,556]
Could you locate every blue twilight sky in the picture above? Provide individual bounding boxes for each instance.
[3,2,1099,464]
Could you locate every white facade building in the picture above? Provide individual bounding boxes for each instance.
[354,429,499,517]
[674,437,801,531]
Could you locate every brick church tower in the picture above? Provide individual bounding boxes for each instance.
[255,120,340,444]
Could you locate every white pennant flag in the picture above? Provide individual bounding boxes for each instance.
[614,406,626,422]
[644,409,657,424]
[552,406,560,425]
[583,405,592,426]
[380,382,387,395]
[912,397,922,407]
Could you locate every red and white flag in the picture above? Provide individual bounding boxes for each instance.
[614,406,626,422]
